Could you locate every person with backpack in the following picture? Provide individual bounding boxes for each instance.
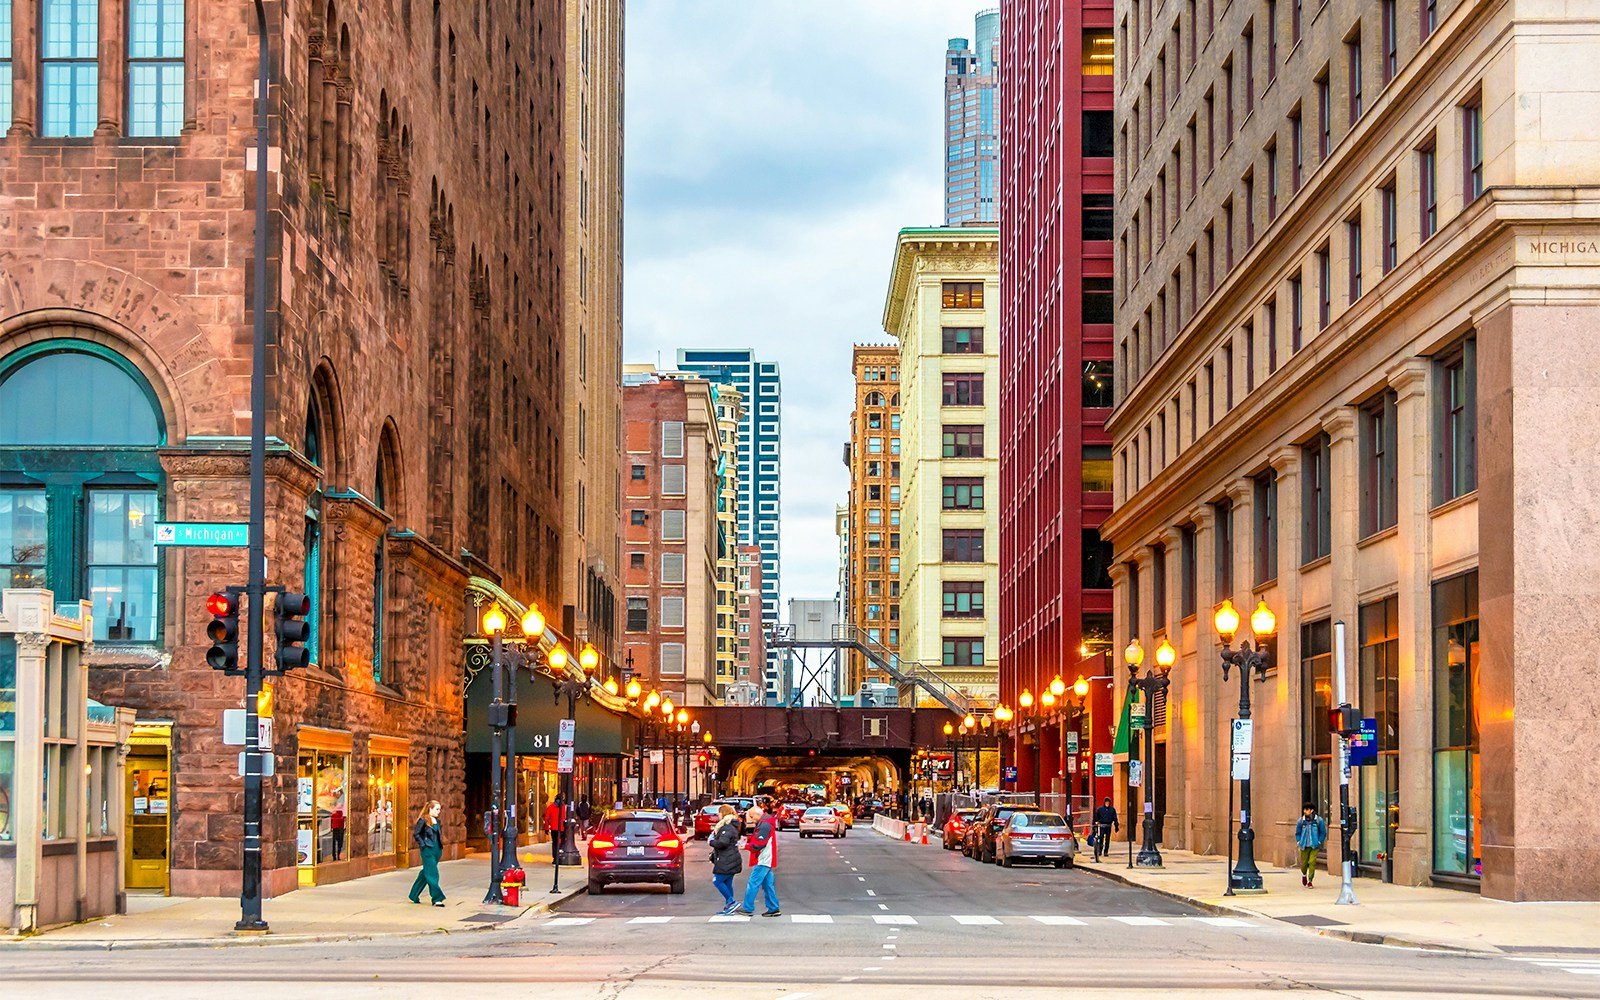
[576,796,593,837]
[708,804,744,915]
[739,805,781,917]
[1092,797,1119,861]
[1296,802,1329,887]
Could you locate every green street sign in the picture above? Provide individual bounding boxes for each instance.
[154,522,250,547]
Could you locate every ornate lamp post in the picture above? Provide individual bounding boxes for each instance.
[942,721,956,793]
[994,704,1014,793]
[1216,598,1276,892]
[549,642,592,872]
[1128,639,1175,867]
[480,602,546,903]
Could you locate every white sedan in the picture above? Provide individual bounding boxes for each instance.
[799,806,846,839]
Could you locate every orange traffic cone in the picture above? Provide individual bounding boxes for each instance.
[920,826,929,845]
[903,825,912,842]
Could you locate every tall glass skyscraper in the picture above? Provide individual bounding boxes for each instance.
[944,8,1000,224]
[674,349,782,695]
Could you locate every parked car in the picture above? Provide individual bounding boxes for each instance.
[827,802,854,828]
[972,803,1033,864]
[942,808,980,851]
[712,797,757,832]
[693,805,722,839]
[778,803,807,829]
[997,811,1079,868]
[586,811,685,894]
[799,806,847,839]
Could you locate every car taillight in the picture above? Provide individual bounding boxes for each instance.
[657,837,682,850]
[589,838,616,850]
[1048,833,1069,840]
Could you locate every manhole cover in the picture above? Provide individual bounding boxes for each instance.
[1278,914,1348,927]
[459,912,517,924]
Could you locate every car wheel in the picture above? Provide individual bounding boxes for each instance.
[670,877,685,895]
[840,829,846,838]
[1057,858,1073,869]
[587,878,604,894]
[1000,854,1012,868]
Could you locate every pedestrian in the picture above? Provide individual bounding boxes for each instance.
[655,792,668,811]
[330,803,345,861]
[708,804,744,915]
[545,793,568,848]
[1296,802,1328,887]
[407,800,446,907]
[1092,797,1119,861]
[576,796,593,837]
[921,795,934,822]
[739,805,781,917]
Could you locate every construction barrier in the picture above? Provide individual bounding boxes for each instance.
[871,815,929,844]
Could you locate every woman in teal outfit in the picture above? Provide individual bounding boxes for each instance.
[408,800,446,906]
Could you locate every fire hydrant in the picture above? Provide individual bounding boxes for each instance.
[500,865,527,906]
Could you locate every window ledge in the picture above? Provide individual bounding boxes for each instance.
[1357,524,1399,548]
[1430,490,1478,517]
[1299,553,1332,572]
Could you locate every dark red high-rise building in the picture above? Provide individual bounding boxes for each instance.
[999,1,1117,804]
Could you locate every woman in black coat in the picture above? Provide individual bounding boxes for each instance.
[708,804,744,915]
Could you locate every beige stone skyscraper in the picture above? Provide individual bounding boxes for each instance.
[1105,0,1600,899]
[844,344,904,697]
[560,0,625,663]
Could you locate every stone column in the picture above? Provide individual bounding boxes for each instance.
[9,0,38,137]
[95,0,124,136]
[1388,359,1433,886]
[11,631,49,932]
[1150,528,1178,848]
[1264,446,1301,867]
[1322,406,1360,875]
[1181,504,1218,852]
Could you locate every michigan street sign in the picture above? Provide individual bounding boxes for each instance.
[155,522,250,547]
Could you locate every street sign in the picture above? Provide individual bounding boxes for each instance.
[1002,765,1018,783]
[1093,753,1114,778]
[1131,698,1147,729]
[155,522,249,547]
[237,751,276,777]
[1128,760,1144,787]
[1066,731,1080,754]
[557,745,575,773]
[559,718,576,743]
[1067,756,1078,773]
[1349,717,1379,767]
[223,709,272,748]
[649,749,664,764]
[1231,752,1252,780]
[1231,718,1253,753]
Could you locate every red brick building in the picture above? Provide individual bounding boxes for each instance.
[0,1,571,896]
[998,0,1118,804]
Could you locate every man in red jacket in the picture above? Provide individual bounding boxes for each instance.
[739,805,781,916]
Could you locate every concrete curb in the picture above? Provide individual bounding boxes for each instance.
[0,884,586,952]
[1072,861,1491,955]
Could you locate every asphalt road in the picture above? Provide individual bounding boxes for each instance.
[2,827,1596,999]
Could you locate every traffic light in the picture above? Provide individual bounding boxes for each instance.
[206,591,240,671]
[274,592,312,671]
[697,753,708,767]
[1329,704,1359,737]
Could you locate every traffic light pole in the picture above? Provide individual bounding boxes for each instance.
[1333,621,1358,906]
[238,0,271,934]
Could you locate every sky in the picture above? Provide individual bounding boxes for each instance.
[624,0,993,609]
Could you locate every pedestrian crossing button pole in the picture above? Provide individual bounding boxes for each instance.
[1332,620,1359,906]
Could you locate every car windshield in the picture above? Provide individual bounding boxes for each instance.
[1012,813,1067,828]
[956,809,979,820]
[599,819,673,838]
[804,808,834,816]
[700,806,720,816]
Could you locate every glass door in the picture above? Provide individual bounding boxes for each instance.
[125,744,170,890]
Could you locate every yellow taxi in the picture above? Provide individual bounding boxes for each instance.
[826,802,854,828]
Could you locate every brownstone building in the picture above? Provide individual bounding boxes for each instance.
[842,343,902,697]
[0,0,579,897]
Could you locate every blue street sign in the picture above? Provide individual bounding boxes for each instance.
[1349,717,1379,767]
[1002,765,1018,783]
[154,522,250,547]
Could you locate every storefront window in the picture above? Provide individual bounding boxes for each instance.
[1359,596,1400,874]
[297,748,349,868]
[87,489,159,641]
[0,740,13,842]
[1300,619,1333,825]
[368,752,406,865]
[1433,571,1480,877]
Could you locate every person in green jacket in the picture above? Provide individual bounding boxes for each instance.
[408,800,446,906]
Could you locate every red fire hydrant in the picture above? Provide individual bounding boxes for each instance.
[500,866,526,906]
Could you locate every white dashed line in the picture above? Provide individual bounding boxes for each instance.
[1111,916,1170,926]
[790,914,833,923]
[873,915,917,924]
[1031,915,1088,926]
[542,917,594,927]
[707,914,750,922]
[952,914,1001,925]
[627,916,672,924]
[1194,917,1256,927]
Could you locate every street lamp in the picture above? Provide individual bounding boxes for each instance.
[1216,598,1276,892]
[1128,639,1175,867]
[550,641,593,878]
[1049,675,1066,699]
[479,600,547,903]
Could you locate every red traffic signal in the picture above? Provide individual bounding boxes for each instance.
[697,753,708,765]
[206,590,241,671]
[206,592,236,617]
[274,592,312,670]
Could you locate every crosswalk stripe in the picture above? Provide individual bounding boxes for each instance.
[543,917,594,927]
[541,912,1261,928]
[1031,915,1088,926]
[1194,917,1256,927]
[1111,916,1170,926]
[952,915,1001,925]
[873,915,917,924]
[707,914,750,922]
[1510,958,1600,965]
[627,916,672,924]
[790,914,834,923]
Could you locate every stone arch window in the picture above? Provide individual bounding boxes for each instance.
[0,340,166,642]
[371,425,400,686]
[303,392,327,667]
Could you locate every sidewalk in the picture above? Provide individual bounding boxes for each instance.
[1076,847,1600,954]
[2,840,585,950]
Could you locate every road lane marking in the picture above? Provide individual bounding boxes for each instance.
[866,889,877,896]
[627,916,672,924]
[775,993,812,1000]
[708,914,750,922]
[873,915,917,924]
[1111,916,1170,926]
[952,915,1001,925]
[1194,917,1256,927]
[543,917,595,927]
[857,876,866,881]
[790,914,833,923]
[877,903,889,910]
[1030,915,1088,926]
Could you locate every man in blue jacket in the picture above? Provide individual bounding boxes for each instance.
[1295,802,1328,887]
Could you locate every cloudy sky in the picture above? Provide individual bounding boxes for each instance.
[624,0,992,607]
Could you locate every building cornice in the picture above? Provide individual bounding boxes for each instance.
[882,226,999,336]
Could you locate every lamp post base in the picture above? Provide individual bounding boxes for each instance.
[1136,817,1163,867]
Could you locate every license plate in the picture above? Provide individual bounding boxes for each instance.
[627,846,645,856]
[1032,834,1051,840]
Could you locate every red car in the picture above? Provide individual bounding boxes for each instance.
[942,808,979,851]
[694,805,722,839]
[778,803,807,829]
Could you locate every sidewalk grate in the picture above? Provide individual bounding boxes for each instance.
[459,912,519,924]
[1276,914,1349,927]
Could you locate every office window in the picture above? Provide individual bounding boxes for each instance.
[1266,142,1279,220]
[1083,529,1113,589]
[1083,277,1115,323]
[660,420,685,458]
[1301,618,1334,820]
[1288,276,1303,352]
[1223,59,1235,137]
[1180,524,1198,618]
[1126,561,1141,635]
[1317,73,1331,160]
[127,0,184,136]
[1381,180,1398,273]
[0,0,10,129]
[1382,0,1397,84]
[1084,110,1114,156]
[942,581,985,618]
[1421,0,1438,40]
[1083,360,1114,408]
[1292,0,1302,43]
[942,373,984,406]
[942,425,983,458]
[626,597,648,632]
[1223,343,1235,408]
[1084,29,1115,74]
[42,0,99,137]
[631,464,646,481]
[1419,139,1438,239]
[659,642,686,675]
[661,553,686,585]
[1317,244,1332,328]
[942,327,984,353]
[1084,193,1115,240]
[1253,470,1278,584]
[1083,446,1114,492]
[1243,320,1255,392]
[942,281,984,309]
[1290,109,1303,190]
[1265,300,1278,374]
[629,509,646,526]
[1362,390,1399,536]
[942,477,984,510]
[1462,95,1483,203]
[86,490,159,640]
[660,509,686,541]
[1348,215,1364,302]
[629,552,645,569]
[1432,570,1480,877]
[1151,543,1167,631]
[1348,35,1363,123]
[661,464,686,496]
[1302,432,1332,563]
[1242,23,1254,113]
[1214,499,1235,596]
[1436,337,1478,504]
[943,529,984,563]
[942,638,985,666]
[1266,0,1278,80]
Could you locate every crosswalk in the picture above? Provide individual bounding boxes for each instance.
[539,913,1259,929]
[1508,957,1600,978]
